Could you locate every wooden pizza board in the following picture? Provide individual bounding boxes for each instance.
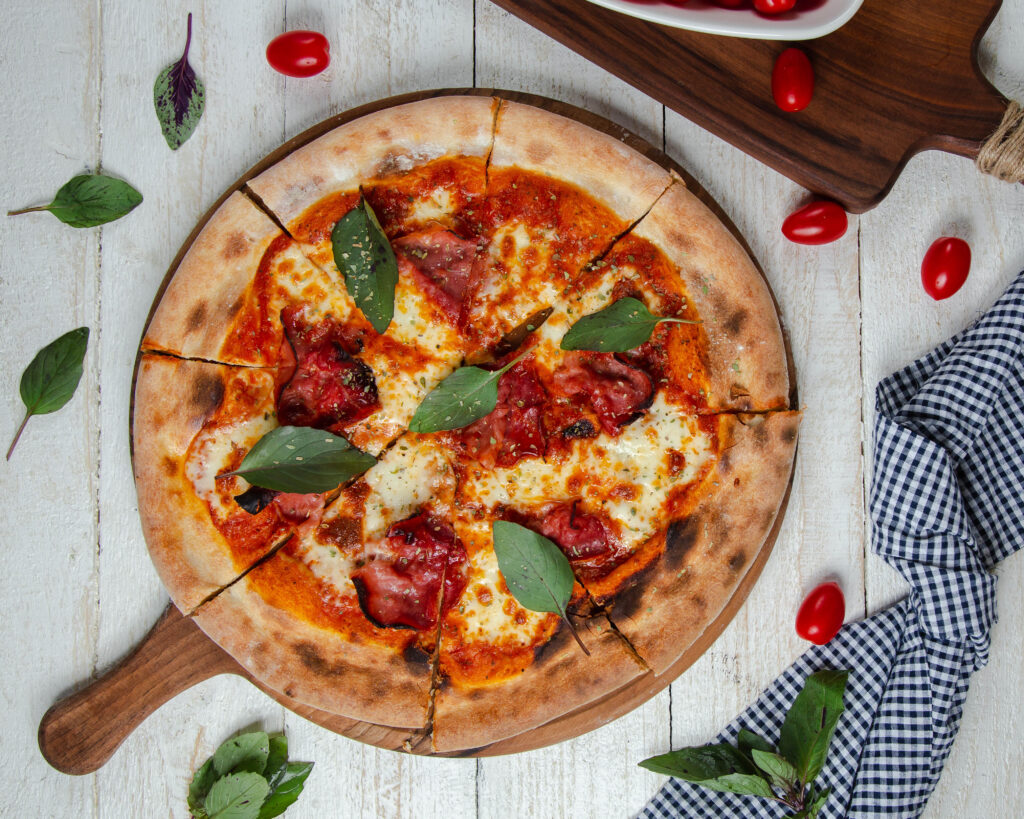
[488,0,1012,213]
[39,90,798,775]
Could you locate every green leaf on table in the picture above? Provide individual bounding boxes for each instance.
[751,749,798,792]
[154,13,205,150]
[8,174,142,228]
[188,758,218,815]
[639,744,774,799]
[7,327,89,460]
[408,350,528,434]
[213,731,270,777]
[560,297,699,352]
[332,195,398,334]
[204,772,269,819]
[491,520,589,656]
[737,728,775,758]
[219,426,376,493]
[778,669,849,784]
[258,762,314,819]
[262,734,289,789]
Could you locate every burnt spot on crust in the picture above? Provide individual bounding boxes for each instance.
[186,302,207,331]
[188,371,225,415]
[724,308,748,336]
[690,594,707,611]
[295,642,333,676]
[222,231,249,259]
[402,643,432,668]
[161,456,177,477]
[376,151,405,176]
[665,517,699,570]
[781,419,799,444]
[728,550,747,574]
[606,561,659,621]
[284,685,295,697]
[526,140,552,165]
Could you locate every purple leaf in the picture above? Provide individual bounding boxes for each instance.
[153,13,205,150]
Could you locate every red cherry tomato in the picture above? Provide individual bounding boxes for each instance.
[782,200,848,245]
[755,0,797,13]
[772,48,814,112]
[795,582,845,645]
[921,237,971,300]
[266,31,330,78]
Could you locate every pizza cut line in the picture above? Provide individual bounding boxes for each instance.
[132,95,800,752]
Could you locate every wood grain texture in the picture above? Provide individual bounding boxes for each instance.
[1,0,1023,815]
[488,0,1011,213]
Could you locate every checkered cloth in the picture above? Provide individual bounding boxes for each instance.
[640,270,1024,818]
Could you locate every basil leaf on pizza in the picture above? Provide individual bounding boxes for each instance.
[492,521,589,655]
[561,296,699,352]
[154,12,205,150]
[219,426,375,493]
[8,174,142,228]
[331,195,398,334]
[8,326,89,460]
[408,350,529,433]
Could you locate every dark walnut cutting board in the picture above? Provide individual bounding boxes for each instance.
[489,0,1010,212]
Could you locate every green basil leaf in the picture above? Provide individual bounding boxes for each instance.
[204,772,270,819]
[778,669,849,784]
[154,13,205,150]
[188,758,217,815]
[737,729,775,758]
[492,521,575,614]
[213,731,270,777]
[805,785,831,818]
[220,426,376,493]
[332,196,398,334]
[560,297,698,352]
[257,761,314,819]
[407,365,501,433]
[751,749,798,792]
[639,744,774,798]
[9,175,143,228]
[8,327,89,460]
[262,734,289,788]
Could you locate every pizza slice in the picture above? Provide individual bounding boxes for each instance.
[193,432,468,727]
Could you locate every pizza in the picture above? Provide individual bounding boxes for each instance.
[132,95,799,752]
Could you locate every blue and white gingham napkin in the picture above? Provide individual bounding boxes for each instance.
[641,270,1024,818]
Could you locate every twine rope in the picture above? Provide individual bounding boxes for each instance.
[976,100,1024,183]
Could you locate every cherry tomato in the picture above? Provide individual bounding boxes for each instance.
[266,31,330,78]
[772,48,814,112]
[921,237,971,300]
[755,0,797,13]
[795,582,845,645]
[781,200,848,244]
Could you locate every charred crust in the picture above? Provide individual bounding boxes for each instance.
[186,302,207,331]
[665,516,699,569]
[188,372,225,415]
[723,308,748,336]
[295,641,332,675]
[402,643,432,668]
[223,232,248,259]
[606,560,659,620]
[161,456,177,477]
[728,550,747,574]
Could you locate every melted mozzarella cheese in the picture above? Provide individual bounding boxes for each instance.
[460,393,714,551]
[361,435,454,538]
[406,188,454,224]
[271,243,356,325]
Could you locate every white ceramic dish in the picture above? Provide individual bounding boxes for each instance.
[582,0,864,40]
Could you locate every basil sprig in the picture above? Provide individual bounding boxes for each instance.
[7,327,89,460]
[639,670,849,818]
[154,13,205,150]
[332,195,399,334]
[218,426,376,493]
[188,730,313,819]
[492,521,589,656]
[408,350,529,434]
[560,296,700,353]
[8,174,142,228]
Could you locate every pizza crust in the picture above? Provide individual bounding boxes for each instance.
[142,192,283,366]
[603,411,800,674]
[132,355,286,612]
[634,182,790,411]
[247,96,499,227]
[193,562,435,728]
[490,100,672,225]
[431,612,647,752]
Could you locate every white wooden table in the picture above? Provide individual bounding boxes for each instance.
[2,1,1023,816]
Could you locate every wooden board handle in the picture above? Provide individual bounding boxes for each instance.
[38,604,238,775]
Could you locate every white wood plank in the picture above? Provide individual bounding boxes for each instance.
[0,1,102,816]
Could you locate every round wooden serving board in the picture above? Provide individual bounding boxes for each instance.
[39,90,798,776]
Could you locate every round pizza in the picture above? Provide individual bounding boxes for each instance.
[132,95,799,753]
